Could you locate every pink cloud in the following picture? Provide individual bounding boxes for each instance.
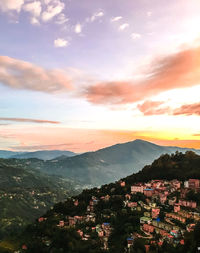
[137,100,170,115]
[0,117,60,124]
[0,56,72,93]
[82,45,200,105]
[173,102,200,116]
[138,101,200,117]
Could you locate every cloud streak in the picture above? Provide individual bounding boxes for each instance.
[138,101,200,117]
[81,45,200,105]
[0,56,72,92]
[0,118,60,124]
[173,102,200,116]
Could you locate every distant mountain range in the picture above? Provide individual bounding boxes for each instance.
[3,139,200,187]
[0,150,76,160]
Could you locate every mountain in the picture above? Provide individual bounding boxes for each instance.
[0,159,79,240]
[11,151,200,253]
[0,151,21,159]
[0,150,76,160]
[2,140,200,188]
[32,139,200,186]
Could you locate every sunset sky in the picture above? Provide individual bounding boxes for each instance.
[0,0,200,152]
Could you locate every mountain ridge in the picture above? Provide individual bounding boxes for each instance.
[21,139,200,187]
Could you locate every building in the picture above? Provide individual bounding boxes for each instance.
[152,208,160,219]
[174,204,180,213]
[140,216,152,224]
[144,189,154,197]
[188,179,200,189]
[179,200,197,209]
[131,185,144,194]
[143,224,155,233]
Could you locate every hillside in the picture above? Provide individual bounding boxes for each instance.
[2,140,200,188]
[0,151,21,159]
[31,139,200,186]
[12,151,200,253]
[0,150,76,160]
[10,150,76,160]
[0,159,79,240]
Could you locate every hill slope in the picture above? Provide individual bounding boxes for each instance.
[11,150,76,160]
[0,151,21,159]
[2,140,200,188]
[37,139,200,186]
[13,151,200,253]
[0,159,79,240]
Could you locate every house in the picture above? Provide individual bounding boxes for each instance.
[120,181,126,187]
[143,224,155,233]
[188,179,200,189]
[77,230,83,237]
[172,180,181,189]
[160,194,167,204]
[102,222,110,230]
[179,200,197,209]
[131,185,144,194]
[140,216,152,224]
[38,217,45,222]
[152,208,160,219]
[174,204,180,213]
[98,230,104,237]
[58,220,65,227]
[144,188,154,197]
[170,230,180,238]
[145,245,150,253]
[127,202,138,208]
[127,237,134,248]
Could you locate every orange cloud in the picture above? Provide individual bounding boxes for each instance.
[173,102,200,116]
[0,118,60,124]
[82,45,200,104]
[137,100,170,115]
[0,56,72,92]
[138,101,200,117]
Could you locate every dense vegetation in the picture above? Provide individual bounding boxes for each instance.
[125,150,200,183]
[0,159,79,240]
[6,151,200,253]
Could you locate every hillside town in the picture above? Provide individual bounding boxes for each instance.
[18,177,200,252]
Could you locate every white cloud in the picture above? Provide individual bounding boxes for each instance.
[119,23,129,31]
[90,11,104,22]
[23,1,42,17]
[30,17,40,25]
[41,0,65,22]
[43,0,53,5]
[0,0,24,12]
[131,33,141,39]
[54,38,68,48]
[0,0,66,26]
[75,23,82,34]
[111,16,122,22]
[55,13,68,24]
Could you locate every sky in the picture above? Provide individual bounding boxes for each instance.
[0,0,200,152]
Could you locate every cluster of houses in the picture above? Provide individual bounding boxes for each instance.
[127,178,200,251]
[20,178,200,252]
